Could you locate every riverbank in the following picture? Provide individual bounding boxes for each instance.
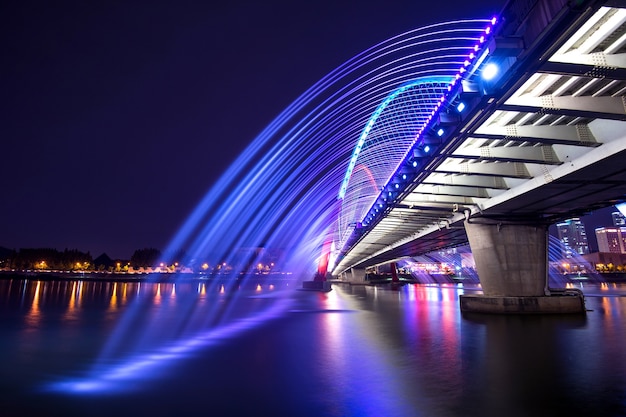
[0,270,295,282]
[4,270,626,285]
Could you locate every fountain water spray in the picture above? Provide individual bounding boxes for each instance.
[46,18,495,393]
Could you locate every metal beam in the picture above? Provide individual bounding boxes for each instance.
[449,145,561,164]
[436,160,532,178]
[402,194,478,206]
[422,173,509,189]
[412,184,491,198]
[504,94,626,116]
[498,103,626,121]
[473,123,599,146]
[543,56,626,74]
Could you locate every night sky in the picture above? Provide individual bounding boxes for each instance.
[1,0,577,259]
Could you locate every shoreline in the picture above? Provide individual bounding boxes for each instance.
[0,270,296,283]
[1,270,625,284]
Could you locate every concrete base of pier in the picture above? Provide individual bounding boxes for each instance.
[461,221,586,314]
[300,280,332,292]
[460,292,586,314]
[340,267,366,284]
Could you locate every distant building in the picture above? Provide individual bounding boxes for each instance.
[581,251,626,271]
[556,218,589,257]
[595,227,626,254]
[612,211,626,226]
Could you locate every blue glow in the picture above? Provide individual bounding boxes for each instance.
[424,145,431,153]
[338,77,452,200]
[457,102,465,112]
[338,16,499,257]
[44,296,293,394]
[46,17,500,394]
[482,63,499,80]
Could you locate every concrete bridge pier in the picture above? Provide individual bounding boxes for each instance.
[346,267,366,284]
[460,221,585,314]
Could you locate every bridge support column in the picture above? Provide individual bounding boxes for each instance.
[347,267,366,284]
[460,221,585,314]
[390,262,399,283]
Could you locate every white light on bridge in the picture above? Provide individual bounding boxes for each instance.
[482,63,499,80]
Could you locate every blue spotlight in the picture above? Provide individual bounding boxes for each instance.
[437,128,444,137]
[457,102,466,112]
[482,63,499,80]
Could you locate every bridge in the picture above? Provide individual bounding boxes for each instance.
[330,0,626,313]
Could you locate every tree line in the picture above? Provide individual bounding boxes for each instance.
[0,247,163,271]
[0,246,281,274]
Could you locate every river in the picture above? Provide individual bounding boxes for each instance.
[0,277,625,416]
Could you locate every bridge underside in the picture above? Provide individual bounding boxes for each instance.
[354,146,626,269]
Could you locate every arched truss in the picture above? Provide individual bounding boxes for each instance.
[337,77,452,243]
[336,18,498,249]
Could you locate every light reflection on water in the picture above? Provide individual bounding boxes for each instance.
[0,278,625,416]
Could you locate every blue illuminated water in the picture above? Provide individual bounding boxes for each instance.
[1,277,625,417]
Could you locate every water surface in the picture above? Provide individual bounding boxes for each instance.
[0,278,625,416]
